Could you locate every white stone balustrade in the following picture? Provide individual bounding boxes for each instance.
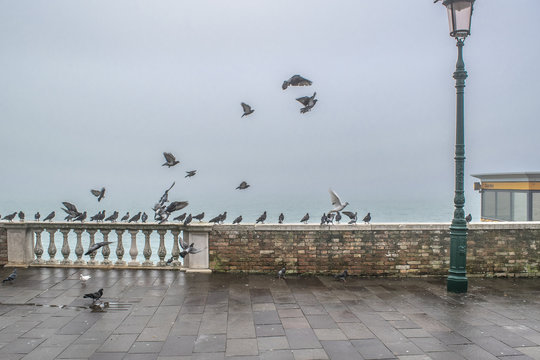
[1,222,211,271]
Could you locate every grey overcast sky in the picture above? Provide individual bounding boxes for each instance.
[1,1,539,220]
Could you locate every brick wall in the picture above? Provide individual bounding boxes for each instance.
[0,227,7,265]
[209,223,540,277]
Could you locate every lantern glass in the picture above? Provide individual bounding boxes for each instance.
[445,0,473,38]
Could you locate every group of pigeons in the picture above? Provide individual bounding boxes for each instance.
[241,74,318,117]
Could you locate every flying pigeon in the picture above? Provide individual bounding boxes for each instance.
[90,187,106,202]
[329,189,349,213]
[141,212,148,223]
[185,170,197,178]
[296,92,318,113]
[34,212,40,221]
[129,212,141,223]
[363,212,371,224]
[105,211,119,222]
[162,152,180,167]
[241,102,254,117]
[342,211,357,224]
[465,213,472,223]
[80,274,91,283]
[236,181,250,190]
[121,212,130,222]
[43,211,55,222]
[83,288,103,303]
[278,213,284,224]
[282,74,312,90]
[278,267,286,279]
[300,213,309,224]
[174,213,187,222]
[183,214,193,226]
[256,211,267,224]
[179,240,204,258]
[166,201,189,214]
[85,241,113,256]
[2,269,17,283]
[233,215,243,224]
[334,270,348,282]
[3,212,17,222]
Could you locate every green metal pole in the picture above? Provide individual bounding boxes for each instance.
[447,38,468,293]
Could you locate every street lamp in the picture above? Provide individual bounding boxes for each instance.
[438,0,474,293]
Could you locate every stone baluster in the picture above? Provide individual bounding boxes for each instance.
[115,229,126,265]
[142,230,153,266]
[33,229,45,264]
[46,229,58,264]
[171,229,181,267]
[157,230,167,266]
[60,229,72,265]
[101,229,112,265]
[128,230,140,266]
[86,229,97,265]
[74,229,85,265]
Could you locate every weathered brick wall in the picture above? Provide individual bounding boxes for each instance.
[209,223,540,277]
[0,227,7,265]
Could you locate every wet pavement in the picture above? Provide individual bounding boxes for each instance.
[0,267,539,360]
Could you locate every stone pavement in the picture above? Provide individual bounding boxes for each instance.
[0,267,539,360]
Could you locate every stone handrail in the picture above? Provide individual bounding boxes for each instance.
[1,222,212,272]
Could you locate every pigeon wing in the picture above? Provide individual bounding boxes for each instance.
[290,75,312,86]
[342,211,356,219]
[62,202,78,213]
[163,152,176,163]
[90,189,101,197]
[241,103,252,113]
[296,96,310,106]
[329,189,343,207]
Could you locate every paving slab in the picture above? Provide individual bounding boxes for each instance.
[0,268,539,360]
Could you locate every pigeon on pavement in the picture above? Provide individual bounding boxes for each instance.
[334,270,348,282]
[2,269,17,283]
[83,288,103,303]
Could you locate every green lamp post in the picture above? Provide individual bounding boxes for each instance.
[438,0,475,293]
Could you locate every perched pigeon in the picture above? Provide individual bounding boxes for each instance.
[329,189,349,213]
[129,212,141,223]
[334,270,348,282]
[85,241,113,256]
[209,213,222,224]
[90,187,106,202]
[278,267,286,279]
[74,211,87,222]
[193,212,205,222]
[282,74,312,90]
[296,92,318,113]
[335,212,342,224]
[219,212,227,224]
[83,288,104,303]
[278,213,284,224]
[174,213,187,222]
[121,212,130,222]
[90,211,104,222]
[80,274,91,283]
[166,256,174,265]
[300,213,310,224]
[141,212,148,223]
[320,213,327,225]
[241,102,254,117]
[18,211,25,221]
[256,211,267,224]
[34,212,40,221]
[363,212,371,224]
[465,213,472,223]
[233,215,243,224]
[162,152,180,167]
[236,181,250,190]
[43,211,55,222]
[2,269,17,283]
[105,211,119,222]
[2,212,17,222]
[183,214,193,226]
[326,213,335,225]
[342,211,357,224]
